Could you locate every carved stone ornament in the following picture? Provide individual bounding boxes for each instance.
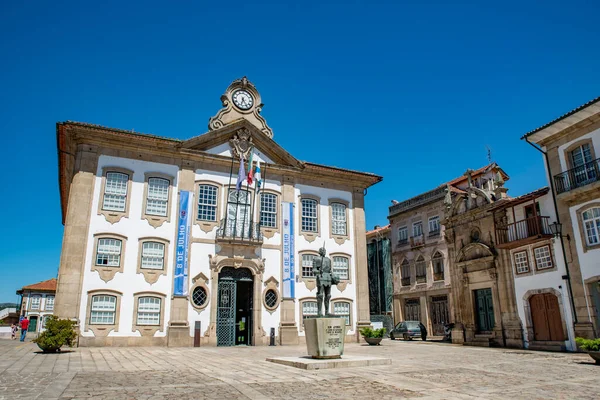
[488,269,498,280]
[208,76,274,138]
[229,128,254,160]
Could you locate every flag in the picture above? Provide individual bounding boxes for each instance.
[255,159,262,188]
[247,149,254,185]
[236,156,245,190]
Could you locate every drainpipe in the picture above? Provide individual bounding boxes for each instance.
[524,138,578,326]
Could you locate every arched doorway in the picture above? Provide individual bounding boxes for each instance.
[530,293,565,341]
[217,267,254,346]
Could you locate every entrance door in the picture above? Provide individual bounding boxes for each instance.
[28,316,38,332]
[530,293,565,341]
[430,296,449,336]
[474,288,494,332]
[404,298,420,321]
[216,267,254,346]
[524,203,541,237]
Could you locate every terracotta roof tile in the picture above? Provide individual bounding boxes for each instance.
[20,278,57,292]
[366,224,390,236]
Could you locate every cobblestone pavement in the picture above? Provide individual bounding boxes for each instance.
[1,339,598,399]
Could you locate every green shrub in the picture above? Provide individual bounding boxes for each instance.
[359,327,386,338]
[33,317,77,353]
[575,337,600,352]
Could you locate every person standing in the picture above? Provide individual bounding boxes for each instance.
[11,323,17,340]
[19,316,29,342]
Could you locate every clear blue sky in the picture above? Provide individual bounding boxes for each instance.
[1,1,599,303]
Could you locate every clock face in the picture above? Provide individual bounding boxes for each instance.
[232,90,253,110]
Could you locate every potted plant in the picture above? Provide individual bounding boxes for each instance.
[575,337,600,365]
[33,317,77,353]
[359,327,386,346]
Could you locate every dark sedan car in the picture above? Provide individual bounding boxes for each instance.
[389,321,427,341]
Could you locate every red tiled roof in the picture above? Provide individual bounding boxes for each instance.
[366,224,390,236]
[20,278,57,292]
[446,163,508,187]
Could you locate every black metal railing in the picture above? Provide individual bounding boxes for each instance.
[410,234,424,248]
[428,230,440,238]
[416,275,426,284]
[496,216,551,246]
[216,219,263,243]
[401,277,411,286]
[398,238,408,246]
[554,158,600,194]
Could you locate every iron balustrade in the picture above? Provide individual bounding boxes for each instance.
[401,277,411,287]
[216,219,263,243]
[410,234,424,248]
[496,216,551,246]
[554,158,600,194]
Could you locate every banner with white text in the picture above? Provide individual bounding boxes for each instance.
[173,190,192,296]
[282,201,295,299]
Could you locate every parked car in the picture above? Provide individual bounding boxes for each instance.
[389,321,427,341]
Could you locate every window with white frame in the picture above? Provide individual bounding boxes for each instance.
[398,226,408,243]
[197,184,218,221]
[137,297,161,326]
[30,295,41,310]
[413,221,423,237]
[428,216,440,235]
[533,246,553,270]
[301,198,318,232]
[582,207,600,246]
[145,177,169,216]
[332,256,349,280]
[96,238,122,267]
[260,192,277,228]
[90,295,117,324]
[102,172,128,212]
[333,302,351,325]
[45,296,54,311]
[301,254,316,278]
[141,242,165,270]
[331,203,347,236]
[302,301,318,319]
[513,251,529,274]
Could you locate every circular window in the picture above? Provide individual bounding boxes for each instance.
[192,286,208,308]
[265,289,278,309]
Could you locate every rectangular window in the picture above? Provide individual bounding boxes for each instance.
[415,259,426,280]
[30,296,41,310]
[137,297,161,326]
[103,172,128,212]
[401,261,411,286]
[333,302,351,326]
[146,177,169,216]
[197,185,218,221]
[302,254,316,278]
[432,253,444,280]
[513,251,529,274]
[428,216,440,236]
[260,193,277,228]
[45,296,54,311]
[302,301,318,319]
[582,208,600,246]
[332,256,349,280]
[96,238,122,267]
[331,203,347,236]
[301,198,318,232]
[398,226,408,243]
[413,221,423,237]
[534,246,553,270]
[90,295,116,325]
[141,242,165,270]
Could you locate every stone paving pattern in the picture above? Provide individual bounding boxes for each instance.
[1,339,598,399]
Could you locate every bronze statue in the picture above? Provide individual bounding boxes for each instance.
[312,245,339,317]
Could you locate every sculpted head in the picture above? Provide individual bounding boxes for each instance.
[319,246,326,257]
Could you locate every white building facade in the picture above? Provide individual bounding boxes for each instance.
[16,278,57,334]
[54,78,381,346]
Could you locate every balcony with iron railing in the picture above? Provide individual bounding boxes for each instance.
[554,158,600,194]
[401,277,411,286]
[496,216,552,249]
[216,219,263,245]
[410,234,424,248]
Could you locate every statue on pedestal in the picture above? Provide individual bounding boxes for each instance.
[312,245,339,317]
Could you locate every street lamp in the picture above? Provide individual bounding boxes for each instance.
[549,221,570,241]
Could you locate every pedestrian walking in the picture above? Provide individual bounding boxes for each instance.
[11,323,17,340]
[19,316,29,342]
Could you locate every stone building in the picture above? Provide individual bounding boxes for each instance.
[53,77,382,347]
[16,278,57,334]
[522,96,600,339]
[366,225,393,332]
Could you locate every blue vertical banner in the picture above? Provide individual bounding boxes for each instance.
[174,190,192,296]
[282,202,295,299]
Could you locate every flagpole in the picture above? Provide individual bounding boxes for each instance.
[224,154,235,239]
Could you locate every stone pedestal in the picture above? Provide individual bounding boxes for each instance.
[304,317,346,359]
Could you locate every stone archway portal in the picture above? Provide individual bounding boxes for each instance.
[216,267,254,347]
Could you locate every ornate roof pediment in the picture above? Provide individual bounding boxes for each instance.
[456,242,495,263]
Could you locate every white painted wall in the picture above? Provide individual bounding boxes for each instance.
[556,127,600,173]
[569,199,600,282]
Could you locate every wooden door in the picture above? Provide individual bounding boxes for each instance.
[430,296,449,336]
[530,293,565,341]
[475,289,494,332]
[404,299,420,321]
